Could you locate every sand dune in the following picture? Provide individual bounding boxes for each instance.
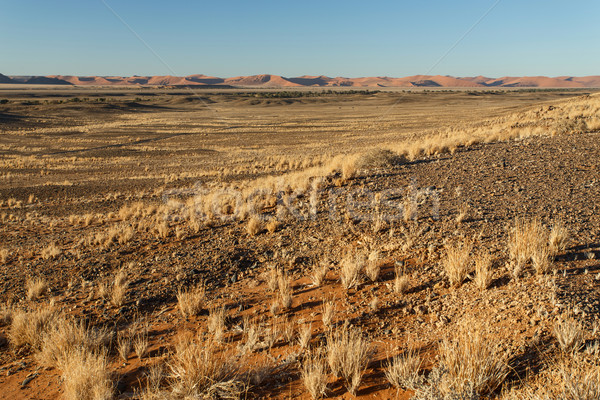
[4,73,600,88]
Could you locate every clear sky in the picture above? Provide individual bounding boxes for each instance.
[1,0,598,77]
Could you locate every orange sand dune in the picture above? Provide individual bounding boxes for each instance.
[224,74,302,87]
[4,74,600,88]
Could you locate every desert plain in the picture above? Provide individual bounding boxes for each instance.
[1,85,600,399]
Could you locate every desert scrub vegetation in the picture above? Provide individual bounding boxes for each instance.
[167,334,244,399]
[26,277,48,300]
[310,262,328,286]
[35,317,110,368]
[425,319,509,398]
[0,248,9,263]
[474,251,493,290]
[41,242,61,259]
[340,253,364,290]
[326,324,371,395]
[111,269,128,307]
[59,348,112,400]
[394,263,410,294]
[509,218,557,277]
[384,347,424,391]
[9,307,57,349]
[301,349,329,400]
[443,239,473,287]
[553,314,585,354]
[177,284,205,317]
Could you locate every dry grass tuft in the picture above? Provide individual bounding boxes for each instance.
[321,300,335,329]
[310,262,328,287]
[393,265,410,294]
[301,349,329,400]
[36,317,110,368]
[444,240,473,287]
[26,277,49,301]
[246,217,263,235]
[177,284,205,318]
[549,220,569,255]
[117,332,132,362]
[134,327,149,360]
[266,219,279,233]
[0,249,9,264]
[111,270,128,307]
[509,218,554,277]
[340,253,364,290]
[365,251,381,282]
[456,202,469,223]
[267,264,279,293]
[277,272,293,310]
[553,315,585,354]
[384,347,424,391]
[9,307,56,349]
[58,348,112,400]
[298,323,312,350]
[208,305,227,342]
[41,243,61,260]
[0,302,14,326]
[437,319,509,397]
[474,251,493,291]
[326,324,371,395]
[169,335,243,399]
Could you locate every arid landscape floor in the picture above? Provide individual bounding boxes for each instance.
[0,87,599,399]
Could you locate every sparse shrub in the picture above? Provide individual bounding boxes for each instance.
[301,349,329,400]
[394,266,410,294]
[177,285,205,317]
[444,240,473,287]
[278,272,293,309]
[41,243,61,260]
[322,300,335,329]
[247,217,263,235]
[0,249,9,264]
[553,316,584,354]
[436,319,509,397]
[509,218,553,277]
[298,323,312,350]
[365,251,381,282]
[208,305,226,342]
[26,277,48,300]
[36,317,110,368]
[58,348,113,400]
[384,347,424,391]
[326,324,371,395]
[9,307,57,349]
[340,253,364,290]
[549,220,569,255]
[169,335,243,398]
[474,251,493,290]
[310,262,328,286]
[111,270,128,307]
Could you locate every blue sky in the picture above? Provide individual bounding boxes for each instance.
[1,0,598,77]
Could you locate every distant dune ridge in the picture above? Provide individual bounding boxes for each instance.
[3,73,600,87]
